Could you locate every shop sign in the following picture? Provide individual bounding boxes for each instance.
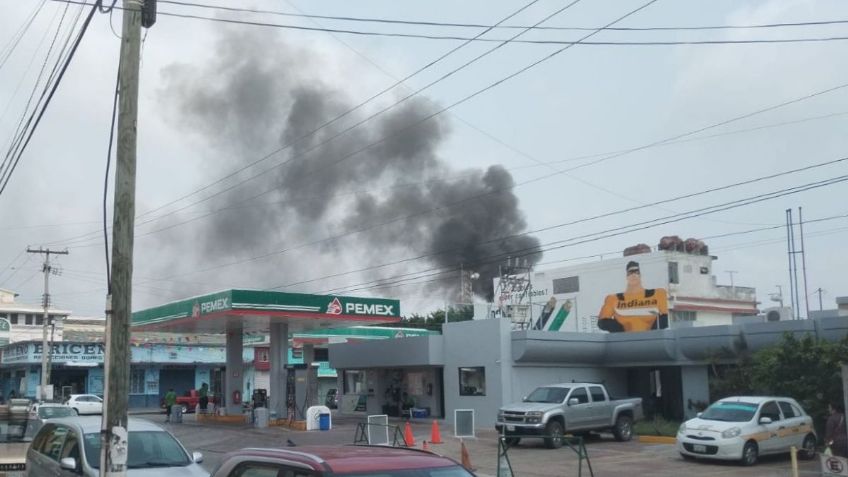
[1,342,106,364]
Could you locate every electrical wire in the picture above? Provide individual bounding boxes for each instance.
[46,0,848,45]
[0,0,77,182]
[265,157,848,291]
[0,1,48,73]
[103,58,120,293]
[326,176,848,294]
[154,0,848,33]
[0,0,100,197]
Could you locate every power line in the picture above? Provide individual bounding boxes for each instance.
[266,158,848,291]
[0,1,80,182]
[154,1,848,33]
[0,1,98,197]
[0,1,48,73]
[59,107,848,250]
[47,0,848,45]
[324,177,848,295]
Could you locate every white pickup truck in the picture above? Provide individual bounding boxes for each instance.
[495,382,643,448]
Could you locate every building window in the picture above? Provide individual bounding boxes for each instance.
[343,370,366,394]
[668,262,679,284]
[35,315,43,326]
[130,368,145,394]
[10,313,18,324]
[25,314,34,325]
[458,367,486,396]
[700,266,709,274]
[674,311,696,322]
[552,276,579,294]
[314,348,329,361]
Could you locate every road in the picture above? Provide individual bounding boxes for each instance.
[151,413,823,476]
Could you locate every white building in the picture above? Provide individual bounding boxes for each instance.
[485,241,759,332]
[0,288,70,343]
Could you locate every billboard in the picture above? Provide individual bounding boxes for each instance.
[598,260,669,332]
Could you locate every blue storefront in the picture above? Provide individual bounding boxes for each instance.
[0,341,253,407]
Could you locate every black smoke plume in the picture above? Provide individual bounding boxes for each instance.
[158,29,541,301]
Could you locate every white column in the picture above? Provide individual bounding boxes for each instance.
[269,322,289,418]
[225,323,244,415]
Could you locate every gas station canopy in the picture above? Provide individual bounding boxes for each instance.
[131,289,401,334]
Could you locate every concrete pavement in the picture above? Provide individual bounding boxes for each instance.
[150,414,823,476]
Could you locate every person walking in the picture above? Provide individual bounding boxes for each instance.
[199,383,209,412]
[826,401,848,458]
[164,388,177,423]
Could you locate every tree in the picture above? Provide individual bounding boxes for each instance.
[709,332,848,436]
[373,305,475,332]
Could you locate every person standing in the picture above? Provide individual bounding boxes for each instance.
[826,401,848,458]
[199,383,209,412]
[164,388,177,423]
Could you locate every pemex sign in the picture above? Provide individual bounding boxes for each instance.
[0,317,10,346]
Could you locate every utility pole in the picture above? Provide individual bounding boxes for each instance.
[816,288,824,311]
[100,1,153,475]
[26,246,68,403]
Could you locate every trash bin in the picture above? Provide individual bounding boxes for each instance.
[254,408,269,428]
[172,405,183,424]
[319,413,330,431]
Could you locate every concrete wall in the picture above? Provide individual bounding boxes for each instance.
[442,318,510,426]
[680,365,710,420]
[507,366,627,404]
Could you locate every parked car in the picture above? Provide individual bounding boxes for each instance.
[25,403,76,437]
[325,389,339,409]
[26,416,208,476]
[209,445,475,477]
[495,382,643,448]
[65,394,103,415]
[676,396,817,466]
[1,403,31,477]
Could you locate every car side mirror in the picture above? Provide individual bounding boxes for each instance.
[759,417,772,425]
[568,398,580,406]
[192,451,204,463]
[60,457,77,471]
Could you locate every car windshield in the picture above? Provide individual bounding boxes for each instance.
[84,431,191,469]
[523,387,570,403]
[38,407,75,419]
[340,465,475,477]
[700,401,759,422]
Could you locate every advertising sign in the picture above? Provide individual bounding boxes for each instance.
[597,260,669,333]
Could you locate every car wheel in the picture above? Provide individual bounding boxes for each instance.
[799,434,817,460]
[680,453,696,461]
[182,405,189,414]
[544,421,564,449]
[613,415,633,442]
[73,408,80,415]
[740,441,758,466]
[504,437,520,447]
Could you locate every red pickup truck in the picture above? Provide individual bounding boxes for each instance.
[174,390,218,413]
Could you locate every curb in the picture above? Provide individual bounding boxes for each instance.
[638,435,677,444]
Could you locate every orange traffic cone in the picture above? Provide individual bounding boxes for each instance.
[403,421,415,447]
[422,440,429,451]
[430,420,443,444]
[460,439,475,471]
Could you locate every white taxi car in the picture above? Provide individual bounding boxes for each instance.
[677,396,817,466]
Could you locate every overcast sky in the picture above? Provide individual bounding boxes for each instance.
[1,0,847,318]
